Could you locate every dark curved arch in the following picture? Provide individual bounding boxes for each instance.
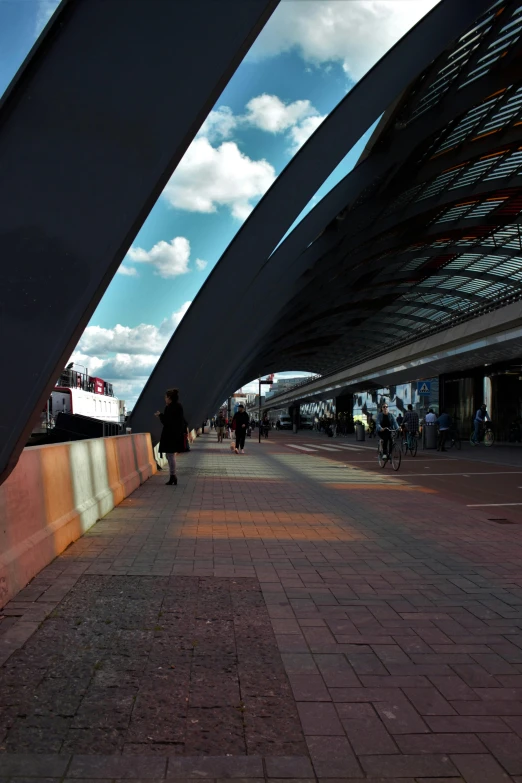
[0,0,278,484]
[131,0,492,436]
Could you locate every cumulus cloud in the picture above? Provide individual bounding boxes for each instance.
[244,94,319,133]
[117,264,138,277]
[197,106,238,142]
[76,302,192,358]
[249,0,440,81]
[195,259,208,271]
[127,236,191,278]
[71,302,192,407]
[163,137,275,220]
[287,114,326,153]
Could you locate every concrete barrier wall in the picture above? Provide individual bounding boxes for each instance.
[0,434,156,608]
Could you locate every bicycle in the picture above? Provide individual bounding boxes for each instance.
[402,430,418,457]
[470,421,494,447]
[447,428,461,450]
[378,429,401,471]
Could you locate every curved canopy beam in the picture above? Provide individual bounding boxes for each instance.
[131,0,491,437]
[0,0,278,484]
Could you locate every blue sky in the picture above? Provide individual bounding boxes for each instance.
[1,0,439,405]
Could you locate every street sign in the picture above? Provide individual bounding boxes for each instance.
[417,381,431,395]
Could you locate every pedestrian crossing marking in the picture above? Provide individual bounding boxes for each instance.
[307,445,343,452]
[286,444,316,452]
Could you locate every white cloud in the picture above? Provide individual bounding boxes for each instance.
[197,106,238,142]
[71,302,192,407]
[127,236,191,278]
[244,94,318,133]
[35,0,60,37]
[76,301,192,358]
[117,264,138,277]
[249,0,440,81]
[287,114,326,153]
[195,259,208,271]
[163,137,275,220]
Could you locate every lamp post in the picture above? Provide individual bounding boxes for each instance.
[258,378,272,443]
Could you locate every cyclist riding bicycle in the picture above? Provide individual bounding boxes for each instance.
[403,404,419,449]
[376,403,399,458]
[472,403,490,445]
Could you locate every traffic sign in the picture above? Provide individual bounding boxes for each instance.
[417,381,431,395]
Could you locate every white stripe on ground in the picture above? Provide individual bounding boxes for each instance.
[286,444,316,452]
[467,502,522,507]
[329,445,365,451]
[307,445,346,452]
[400,471,522,477]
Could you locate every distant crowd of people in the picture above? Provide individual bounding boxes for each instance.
[209,408,272,453]
[154,386,497,488]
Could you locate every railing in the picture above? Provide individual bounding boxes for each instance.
[57,370,114,397]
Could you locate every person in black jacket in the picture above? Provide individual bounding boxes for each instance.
[154,388,185,485]
[232,404,249,454]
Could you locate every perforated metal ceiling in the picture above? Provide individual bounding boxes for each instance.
[248,0,522,381]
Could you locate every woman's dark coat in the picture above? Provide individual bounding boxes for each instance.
[159,402,185,454]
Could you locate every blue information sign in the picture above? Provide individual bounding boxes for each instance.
[417,381,431,395]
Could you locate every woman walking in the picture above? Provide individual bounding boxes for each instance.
[232,403,249,454]
[155,388,185,485]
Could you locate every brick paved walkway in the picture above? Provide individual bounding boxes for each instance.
[2,433,522,780]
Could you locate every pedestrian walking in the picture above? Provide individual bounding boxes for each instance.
[436,410,452,452]
[232,403,249,453]
[155,388,185,486]
[216,412,226,442]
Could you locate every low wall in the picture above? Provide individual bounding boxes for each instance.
[0,433,156,608]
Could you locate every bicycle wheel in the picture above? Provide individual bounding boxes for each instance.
[485,429,494,447]
[378,445,386,468]
[410,437,418,457]
[401,438,408,455]
[391,444,401,471]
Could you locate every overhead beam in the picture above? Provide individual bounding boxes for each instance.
[131,0,493,438]
[0,0,278,485]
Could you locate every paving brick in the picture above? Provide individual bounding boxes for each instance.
[69,756,166,778]
[306,735,362,778]
[429,675,479,702]
[478,732,522,775]
[395,733,486,755]
[289,675,331,701]
[360,754,458,778]
[264,757,315,778]
[314,654,360,687]
[0,755,70,778]
[361,676,431,689]
[329,687,403,703]
[336,703,398,755]
[453,700,522,716]
[5,433,522,776]
[280,654,319,676]
[374,699,429,734]
[450,753,512,782]
[451,665,501,689]
[425,716,509,733]
[402,687,456,715]
[167,757,264,778]
[297,703,344,736]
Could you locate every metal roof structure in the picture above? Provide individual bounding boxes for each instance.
[131,0,508,437]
